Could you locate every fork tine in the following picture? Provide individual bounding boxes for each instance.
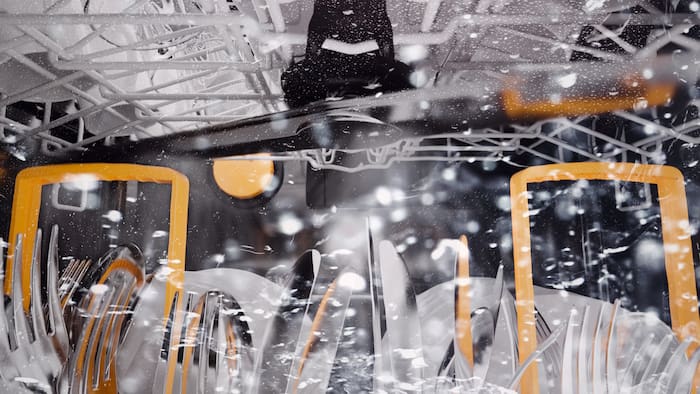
[178,292,199,394]
[93,277,130,388]
[83,257,145,393]
[507,323,566,391]
[619,334,653,390]
[499,297,519,375]
[214,303,230,391]
[77,259,92,284]
[165,291,184,358]
[0,238,18,381]
[545,318,562,371]
[10,233,31,349]
[87,286,116,393]
[59,259,79,306]
[58,259,75,288]
[591,304,606,394]
[652,338,692,393]
[288,271,355,394]
[153,291,186,394]
[29,229,47,344]
[63,284,114,393]
[577,306,591,394]
[534,307,560,383]
[102,277,138,382]
[178,291,253,394]
[197,294,215,394]
[635,334,675,393]
[62,259,92,310]
[28,228,65,385]
[60,259,90,309]
[605,300,621,393]
[490,264,505,319]
[87,287,118,391]
[58,259,78,304]
[560,310,577,392]
[46,224,69,361]
[180,291,208,394]
[208,294,232,394]
[208,294,233,393]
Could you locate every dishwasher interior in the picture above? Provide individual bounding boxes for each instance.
[1,0,700,392]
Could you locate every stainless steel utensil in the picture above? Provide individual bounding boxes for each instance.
[0,227,70,393]
[286,268,356,394]
[451,236,505,387]
[507,323,566,391]
[60,284,115,394]
[153,289,255,394]
[59,258,92,309]
[62,248,146,394]
[377,240,425,392]
[534,305,562,388]
[471,265,504,384]
[255,249,320,394]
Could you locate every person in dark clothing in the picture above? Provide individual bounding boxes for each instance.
[281,0,414,108]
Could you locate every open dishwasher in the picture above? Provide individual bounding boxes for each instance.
[1,0,700,392]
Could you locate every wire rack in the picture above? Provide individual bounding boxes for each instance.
[0,0,699,169]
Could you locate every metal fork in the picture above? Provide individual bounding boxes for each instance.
[62,255,146,394]
[60,258,92,346]
[0,226,70,393]
[59,258,92,309]
[153,289,255,394]
[534,306,562,386]
[555,299,685,393]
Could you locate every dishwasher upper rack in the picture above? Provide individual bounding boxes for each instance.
[0,0,699,169]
